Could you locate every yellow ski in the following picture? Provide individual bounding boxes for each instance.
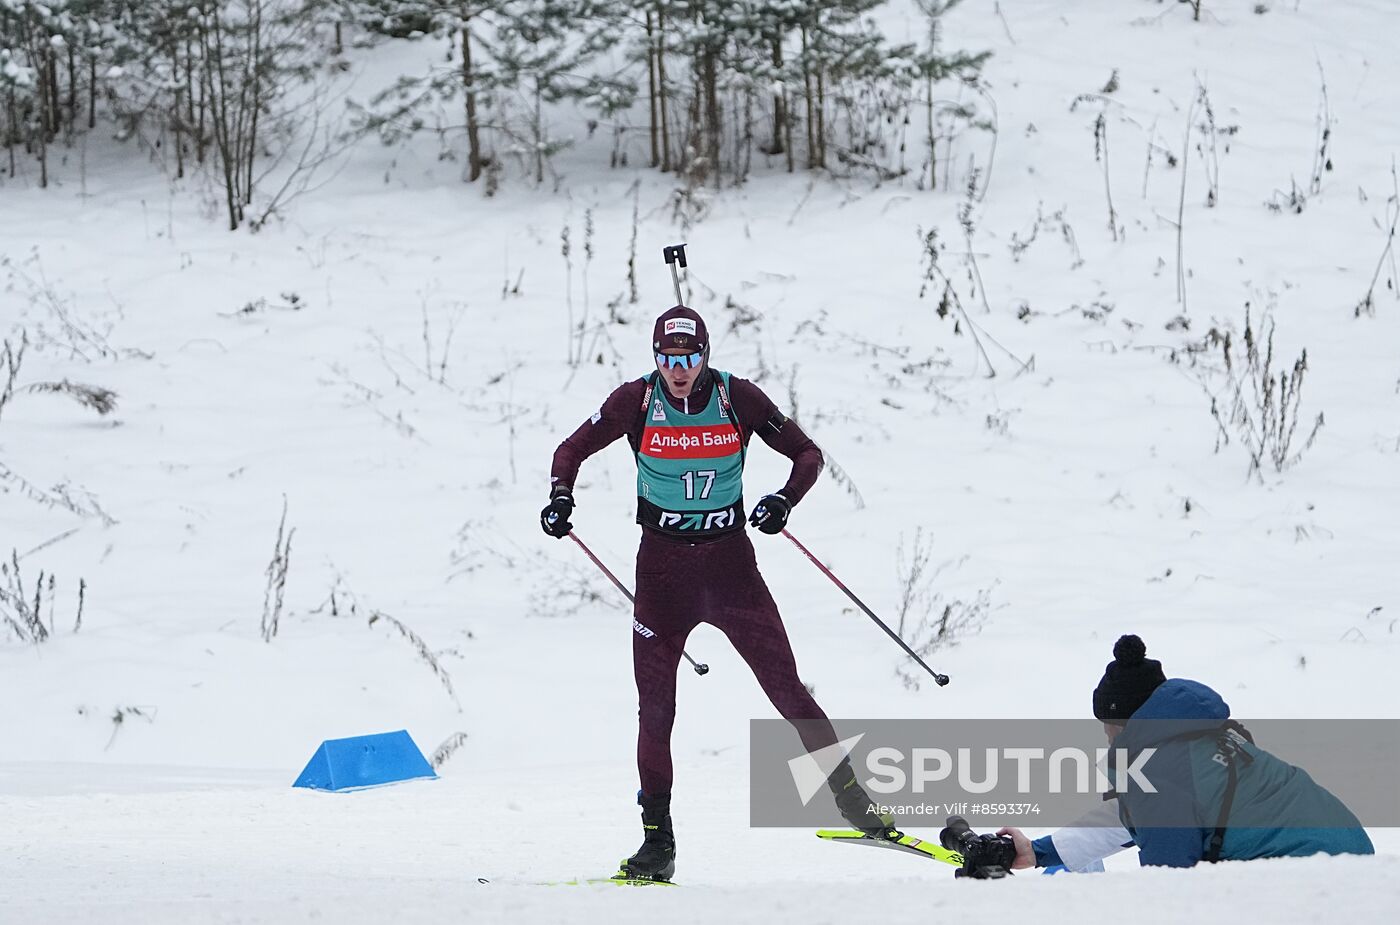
[816,829,964,866]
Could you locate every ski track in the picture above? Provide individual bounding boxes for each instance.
[4,766,1399,923]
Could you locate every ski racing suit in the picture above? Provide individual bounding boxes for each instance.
[551,367,839,796]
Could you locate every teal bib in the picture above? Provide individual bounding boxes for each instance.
[635,371,745,537]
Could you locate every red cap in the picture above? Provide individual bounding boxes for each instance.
[652,306,708,353]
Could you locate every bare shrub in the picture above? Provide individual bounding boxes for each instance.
[1009,203,1084,269]
[1,549,85,644]
[19,379,118,415]
[893,529,994,691]
[1,253,121,361]
[0,463,117,525]
[812,443,866,511]
[0,334,118,427]
[105,706,156,752]
[368,609,462,711]
[526,554,620,619]
[260,498,295,642]
[430,731,470,770]
[1308,60,1334,197]
[0,337,21,419]
[917,227,1031,378]
[1194,80,1239,208]
[1094,110,1121,239]
[1265,179,1308,215]
[1355,159,1398,318]
[307,575,466,711]
[1207,309,1324,479]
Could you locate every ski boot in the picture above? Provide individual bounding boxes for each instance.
[617,792,676,882]
[829,758,898,839]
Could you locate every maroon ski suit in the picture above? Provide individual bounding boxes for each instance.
[551,369,841,797]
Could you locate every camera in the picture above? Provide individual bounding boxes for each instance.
[938,816,1019,880]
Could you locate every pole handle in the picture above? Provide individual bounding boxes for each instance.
[663,244,687,306]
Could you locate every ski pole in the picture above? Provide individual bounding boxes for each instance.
[663,243,687,305]
[568,532,710,676]
[780,528,950,687]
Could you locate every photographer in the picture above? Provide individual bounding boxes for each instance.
[997,635,1374,871]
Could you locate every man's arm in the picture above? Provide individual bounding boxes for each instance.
[727,376,824,504]
[1031,825,1133,871]
[1133,824,1205,869]
[550,379,647,491]
[1129,776,1206,869]
[1000,801,1134,872]
[1122,747,1207,869]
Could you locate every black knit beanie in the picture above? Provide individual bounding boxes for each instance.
[1092,635,1166,722]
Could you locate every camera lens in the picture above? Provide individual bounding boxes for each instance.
[939,815,976,852]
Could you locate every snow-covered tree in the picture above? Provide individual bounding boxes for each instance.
[489,0,626,184]
[907,0,991,189]
[350,1,629,187]
[1,0,73,186]
[344,1,514,185]
[1,0,991,213]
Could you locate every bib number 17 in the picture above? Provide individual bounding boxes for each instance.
[681,469,716,500]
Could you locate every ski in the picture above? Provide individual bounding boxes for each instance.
[545,876,677,887]
[481,875,678,888]
[601,873,678,887]
[567,865,678,887]
[816,829,964,867]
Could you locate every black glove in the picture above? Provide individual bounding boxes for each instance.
[540,487,575,539]
[748,492,791,535]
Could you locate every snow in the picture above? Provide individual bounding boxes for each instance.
[5,763,1398,923]
[2,1,1398,921]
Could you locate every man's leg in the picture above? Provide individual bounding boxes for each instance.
[712,532,893,837]
[709,533,839,755]
[633,616,689,796]
[624,537,697,881]
[632,536,699,797]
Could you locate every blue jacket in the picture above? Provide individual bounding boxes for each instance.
[1104,679,1374,868]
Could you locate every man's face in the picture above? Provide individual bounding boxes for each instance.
[657,346,704,398]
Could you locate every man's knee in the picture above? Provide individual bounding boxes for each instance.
[638,701,677,735]
[757,667,809,702]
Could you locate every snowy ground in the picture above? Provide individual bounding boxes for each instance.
[3,0,1398,921]
[5,764,1398,923]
